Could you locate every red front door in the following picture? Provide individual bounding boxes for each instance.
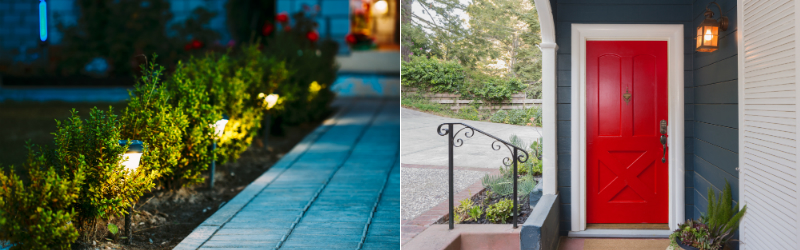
[586,41,668,224]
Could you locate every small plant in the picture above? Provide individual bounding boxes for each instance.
[457,106,480,120]
[481,174,536,198]
[486,199,514,223]
[669,180,746,250]
[467,206,483,221]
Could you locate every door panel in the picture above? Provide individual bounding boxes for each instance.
[586,41,668,224]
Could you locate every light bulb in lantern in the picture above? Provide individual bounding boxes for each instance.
[373,0,388,16]
[119,140,144,172]
[704,29,713,41]
[265,94,279,110]
[214,115,229,138]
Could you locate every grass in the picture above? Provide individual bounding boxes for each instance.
[0,101,127,168]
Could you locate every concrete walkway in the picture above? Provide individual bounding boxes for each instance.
[176,98,399,250]
[400,108,541,221]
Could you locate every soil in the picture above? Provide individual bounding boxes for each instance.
[436,188,534,226]
[73,122,321,250]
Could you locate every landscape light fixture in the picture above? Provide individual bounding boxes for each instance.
[118,140,143,245]
[209,115,229,189]
[264,93,280,110]
[696,1,728,52]
[372,0,389,16]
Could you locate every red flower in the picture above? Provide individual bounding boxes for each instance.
[345,33,357,44]
[276,12,289,23]
[307,31,319,42]
[184,43,193,51]
[262,23,274,36]
[191,40,203,49]
[283,25,291,32]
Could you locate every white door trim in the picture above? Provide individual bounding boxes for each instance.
[570,24,686,232]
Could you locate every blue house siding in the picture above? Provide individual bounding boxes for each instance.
[690,0,739,220]
[551,0,696,235]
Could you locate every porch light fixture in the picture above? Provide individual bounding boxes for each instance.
[118,140,144,171]
[696,1,728,52]
[209,115,229,189]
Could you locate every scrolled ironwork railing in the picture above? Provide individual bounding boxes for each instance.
[437,122,530,229]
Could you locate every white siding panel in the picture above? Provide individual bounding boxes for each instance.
[741,0,800,249]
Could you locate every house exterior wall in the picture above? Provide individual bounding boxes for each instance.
[552,0,712,235]
[690,0,739,221]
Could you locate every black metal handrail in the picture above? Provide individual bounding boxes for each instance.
[437,122,530,229]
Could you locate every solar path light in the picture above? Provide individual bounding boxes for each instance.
[118,140,143,245]
[210,115,229,189]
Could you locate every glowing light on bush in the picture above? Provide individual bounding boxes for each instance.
[308,81,321,101]
[39,0,47,42]
[118,140,144,172]
[372,0,388,16]
[213,115,229,138]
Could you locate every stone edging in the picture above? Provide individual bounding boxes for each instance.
[173,102,353,250]
[400,164,500,246]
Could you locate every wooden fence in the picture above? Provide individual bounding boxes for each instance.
[403,87,541,110]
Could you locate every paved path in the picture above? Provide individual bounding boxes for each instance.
[177,98,399,250]
[400,108,541,221]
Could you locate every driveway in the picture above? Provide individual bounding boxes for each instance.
[400,108,541,221]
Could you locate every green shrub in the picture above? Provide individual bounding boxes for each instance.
[490,110,508,123]
[45,107,158,240]
[401,56,467,94]
[467,77,525,103]
[486,199,514,223]
[120,59,188,188]
[526,106,542,127]
[481,174,536,198]
[457,106,480,121]
[181,45,288,164]
[161,60,220,188]
[0,153,84,250]
[506,109,527,125]
[262,12,338,126]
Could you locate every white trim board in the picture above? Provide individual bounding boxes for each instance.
[533,0,558,196]
[569,24,686,233]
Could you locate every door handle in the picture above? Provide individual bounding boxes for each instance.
[660,120,667,163]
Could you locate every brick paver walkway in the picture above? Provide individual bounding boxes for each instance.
[176,98,399,250]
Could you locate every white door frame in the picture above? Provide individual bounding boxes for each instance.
[569,24,686,233]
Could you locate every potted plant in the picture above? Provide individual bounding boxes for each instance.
[670,181,746,250]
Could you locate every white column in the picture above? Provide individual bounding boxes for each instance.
[541,42,558,195]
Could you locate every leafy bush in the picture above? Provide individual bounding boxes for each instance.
[120,59,188,188]
[401,56,467,94]
[490,110,508,123]
[468,206,483,222]
[506,109,527,125]
[0,154,84,250]
[486,199,514,223]
[181,45,287,164]
[467,77,525,103]
[526,106,542,127]
[457,106,480,121]
[262,12,338,126]
[45,107,158,240]
[160,60,221,188]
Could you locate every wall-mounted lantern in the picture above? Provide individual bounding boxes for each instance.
[118,140,143,245]
[696,1,728,52]
[209,115,229,189]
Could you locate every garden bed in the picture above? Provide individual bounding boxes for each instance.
[437,188,534,226]
[74,122,321,250]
